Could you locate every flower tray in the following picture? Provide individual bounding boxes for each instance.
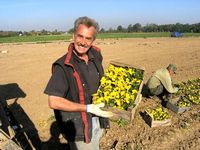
[143,111,172,128]
[102,93,142,122]
[166,96,192,113]
[100,61,145,122]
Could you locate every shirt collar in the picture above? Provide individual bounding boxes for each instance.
[73,48,94,63]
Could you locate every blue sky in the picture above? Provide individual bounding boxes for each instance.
[0,0,200,31]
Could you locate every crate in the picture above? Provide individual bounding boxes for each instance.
[103,93,142,121]
[166,96,192,113]
[0,129,22,150]
[143,111,172,128]
[101,61,145,122]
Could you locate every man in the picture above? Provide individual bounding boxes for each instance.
[146,64,179,100]
[44,16,113,150]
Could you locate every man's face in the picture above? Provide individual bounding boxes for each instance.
[169,69,175,76]
[73,24,96,56]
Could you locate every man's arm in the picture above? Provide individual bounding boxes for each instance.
[48,95,113,118]
[162,73,178,93]
[48,95,86,112]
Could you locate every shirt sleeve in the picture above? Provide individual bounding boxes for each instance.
[158,70,177,93]
[44,65,69,98]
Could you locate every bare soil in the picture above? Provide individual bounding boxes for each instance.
[0,37,200,150]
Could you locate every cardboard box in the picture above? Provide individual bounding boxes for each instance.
[101,61,145,122]
[143,111,172,128]
[166,96,192,113]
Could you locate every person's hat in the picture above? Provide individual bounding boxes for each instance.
[167,64,177,74]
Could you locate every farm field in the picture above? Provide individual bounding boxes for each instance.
[1,32,200,43]
[0,37,200,149]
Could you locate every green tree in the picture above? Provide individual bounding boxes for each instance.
[68,28,74,33]
[133,23,142,32]
[127,24,133,33]
[100,28,105,33]
[40,29,48,35]
[117,25,123,32]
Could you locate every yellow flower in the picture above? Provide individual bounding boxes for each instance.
[116,99,121,106]
[128,68,134,75]
[100,76,107,85]
[93,64,144,110]
[131,89,137,94]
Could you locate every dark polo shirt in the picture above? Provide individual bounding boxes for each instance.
[44,49,100,101]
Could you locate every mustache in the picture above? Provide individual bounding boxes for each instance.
[78,43,88,48]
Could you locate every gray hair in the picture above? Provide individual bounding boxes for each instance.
[74,16,99,37]
[167,64,177,74]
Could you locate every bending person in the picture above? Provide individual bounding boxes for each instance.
[146,64,179,101]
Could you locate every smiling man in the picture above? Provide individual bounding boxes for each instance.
[44,16,113,150]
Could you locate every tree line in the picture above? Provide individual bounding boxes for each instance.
[0,22,200,37]
[0,29,64,37]
[103,22,200,33]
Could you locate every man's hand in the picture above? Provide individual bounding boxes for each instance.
[175,87,179,92]
[86,103,113,118]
